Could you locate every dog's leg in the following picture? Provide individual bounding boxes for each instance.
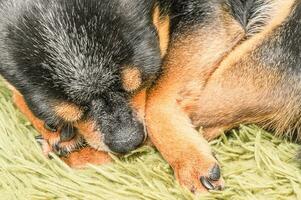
[12,89,87,154]
[145,3,247,192]
[12,91,84,155]
[146,85,224,192]
[62,147,111,168]
[193,0,299,141]
[13,91,60,154]
[13,90,111,166]
[146,0,298,193]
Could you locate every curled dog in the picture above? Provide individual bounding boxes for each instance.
[1,0,301,194]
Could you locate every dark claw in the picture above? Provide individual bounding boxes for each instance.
[53,144,60,152]
[35,135,44,140]
[200,176,214,190]
[52,144,68,157]
[209,164,221,181]
[35,135,44,145]
[60,125,76,142]
[44,123,57,132]
[56,149,69,157]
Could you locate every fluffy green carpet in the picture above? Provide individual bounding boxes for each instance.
[0,79,301,200]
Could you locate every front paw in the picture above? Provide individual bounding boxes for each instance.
[35,133,85,158]
[173,155,224,193]
[43,122,77,144]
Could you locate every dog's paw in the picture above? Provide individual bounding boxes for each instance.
[43,122,85,153]
[35,137,111,168]
[43,122,73,143]
[174,155,224,193]
[35,132,85,158]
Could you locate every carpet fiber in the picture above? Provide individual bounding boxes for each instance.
[1,79,301,200]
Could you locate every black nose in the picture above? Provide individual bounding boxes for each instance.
[104,125,146,154]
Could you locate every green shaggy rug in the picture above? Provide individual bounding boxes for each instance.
[0,79,301,200]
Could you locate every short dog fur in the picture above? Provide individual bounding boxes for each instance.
[0,0,301,193]
[146,0,301,192]
[0,0,167,156]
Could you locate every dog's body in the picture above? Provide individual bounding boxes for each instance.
[0,0,168,155]
[0,0,301,193]
[146,0,301,192]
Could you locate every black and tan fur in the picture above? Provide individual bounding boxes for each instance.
[1,0,301,194]
[0,1,170,158]
[146,0,301,193]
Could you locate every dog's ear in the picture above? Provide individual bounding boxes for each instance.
[152,4,170,57]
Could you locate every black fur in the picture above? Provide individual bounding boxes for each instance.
[0,0,161,153]
[165,0,215,34]
[228,0,277,36]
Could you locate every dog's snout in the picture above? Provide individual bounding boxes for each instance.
[90,95,146,154]
[104,125,146,154]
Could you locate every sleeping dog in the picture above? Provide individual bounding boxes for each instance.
[0,0,300,193]
[0,0,166,157]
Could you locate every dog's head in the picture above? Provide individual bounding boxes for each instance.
[3,0,169,153]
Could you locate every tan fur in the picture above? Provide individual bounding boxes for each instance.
[121,67,142,92]
[218,0,295,72]
[76,120,110,152]
[193,0,296,136]
[152,6,170,57]
[145,0,296,192]
[62,147,111,169]
[130,89,146,122]
[175,0,295,135]
[145,11,244,190]
[54,102,83,122]
[146,85,224,192]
